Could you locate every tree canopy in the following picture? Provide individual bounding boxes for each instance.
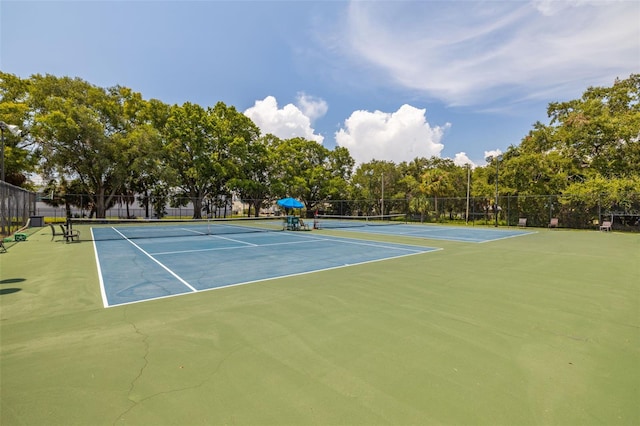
[0,72,637,227]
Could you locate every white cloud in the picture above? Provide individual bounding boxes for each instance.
[335,104,448,165]
[338,0,640,106]
[244,96,324,144]
[295,92,328,123]
[483,149,503,164]
[453,152,476,168]
[532,0,589,16]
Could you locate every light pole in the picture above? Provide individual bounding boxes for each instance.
[485,154,502,227]
[381,171,384,217]
[465,163,471,224]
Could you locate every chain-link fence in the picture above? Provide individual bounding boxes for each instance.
[33,194,245,221]
[1,181,37,236]
[32,192,640,232]
[320,194,640,231]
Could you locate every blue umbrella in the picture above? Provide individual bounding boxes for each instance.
[277,197,304,209]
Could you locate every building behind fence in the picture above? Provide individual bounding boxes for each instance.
[32,193,251,222]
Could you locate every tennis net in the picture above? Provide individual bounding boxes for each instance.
[67,216,284,241]
[314,214,406,229]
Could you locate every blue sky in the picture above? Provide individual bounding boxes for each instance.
[1,0,638,167]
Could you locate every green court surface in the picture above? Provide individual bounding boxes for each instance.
[1,225,638,425]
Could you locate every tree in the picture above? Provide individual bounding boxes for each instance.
[408,192,431,222]
[228,134,280,217]
[0,72,39,186]
[162,102,220,218]
[562,174,640,227]
[350,160,395,216]
[419,168,454,220]
[162,101,260,218]
[273,137,354,216]
[125,98,171,218]
[29,75,143,217]
[545,74,640,178]
[325,146,355,203]
[398,158,432,220]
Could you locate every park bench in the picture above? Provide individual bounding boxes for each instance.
[599,221,612,232]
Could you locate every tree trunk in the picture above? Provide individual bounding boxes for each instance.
[95,185,107,218]
[143,190,149,218]
[192,194,203,219]
[252,200,261,217]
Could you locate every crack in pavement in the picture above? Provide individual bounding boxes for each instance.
[113,308,150,425]
[111,310,252,425]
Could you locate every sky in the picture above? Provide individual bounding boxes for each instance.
[1,0,638,167]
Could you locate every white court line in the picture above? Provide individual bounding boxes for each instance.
[315,237,431,253]
[287,230,440,251]
[110,227,198,293]
[151,238,322,255]
[393,230,485,242]
[342,225,537,243]
[477,230,538,243]
[91,228,110,308]
[193,247,443,294]
[104,246,443,308]
[181,227,258,246]
[151,232,432,256]
[97,228,438,308]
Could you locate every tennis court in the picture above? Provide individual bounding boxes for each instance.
[1,224,637,425]
[314,215,534,242]
[327,223,534,242]
[91,220,439,307]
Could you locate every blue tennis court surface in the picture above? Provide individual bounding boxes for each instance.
[327,223,535,242]
[92,229,439,307]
